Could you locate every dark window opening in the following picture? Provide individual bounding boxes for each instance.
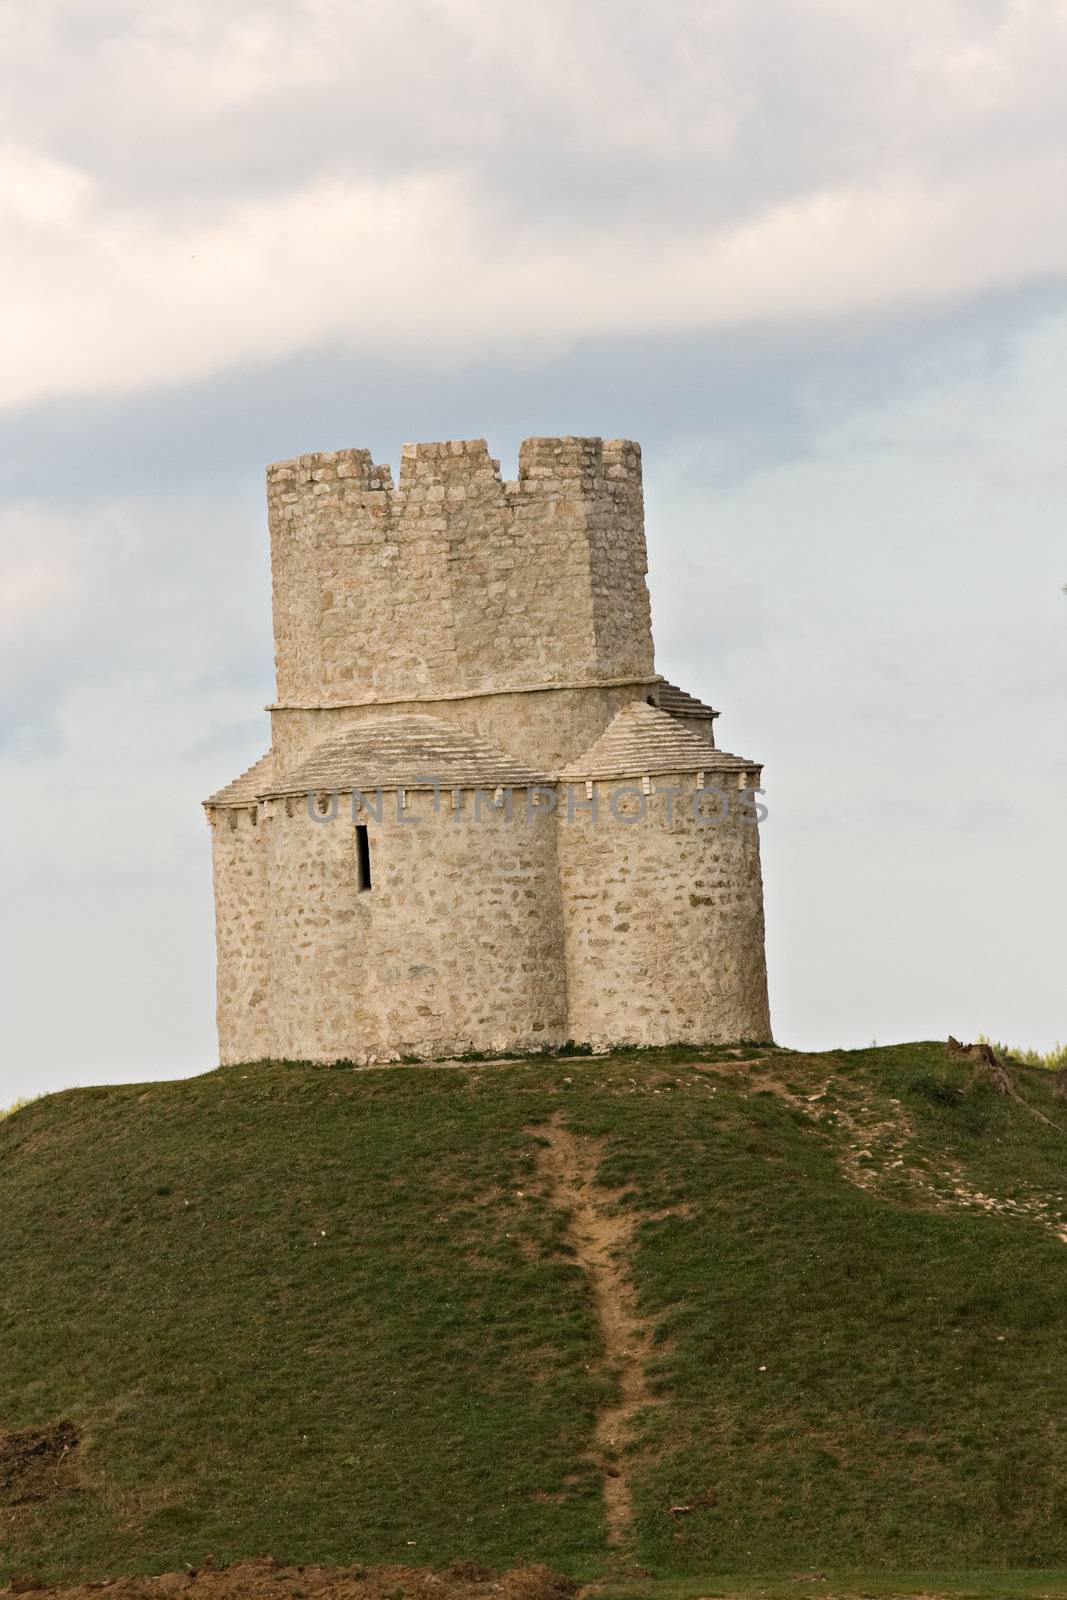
[356,824,372,892]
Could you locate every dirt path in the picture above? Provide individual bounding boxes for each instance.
[531,1117,659,1548]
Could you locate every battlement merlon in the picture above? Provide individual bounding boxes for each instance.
[265,437,642,496]
[267,447,395,492]
[267,437,654,707]
[515,436,642,490]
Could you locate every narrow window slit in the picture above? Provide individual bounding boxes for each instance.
[356,824,372,892]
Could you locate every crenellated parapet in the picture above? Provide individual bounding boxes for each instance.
[267,437,654,707]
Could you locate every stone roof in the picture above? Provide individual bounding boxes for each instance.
[205,704,758,807]
[204,752,274,808]
[559,702,760,781]
[261,713,550,797]
[658,681,719,720]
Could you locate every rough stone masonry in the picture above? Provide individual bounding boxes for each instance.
[204,437,771,1063]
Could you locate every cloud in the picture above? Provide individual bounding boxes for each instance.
[4,156,1067,411]
[0,144,92,227]
[3,1,1067,407]
[0,488,272,750]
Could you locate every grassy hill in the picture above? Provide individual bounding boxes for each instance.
[3,1041,1067,1596]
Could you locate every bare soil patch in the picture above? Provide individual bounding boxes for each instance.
[0,1422,79,1508]
[2,1558,575,1599]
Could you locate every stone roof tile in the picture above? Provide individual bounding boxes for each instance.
[262,713,549,797]
[559,702,760,781]
[658,680,719,720]
[204,752,274,808]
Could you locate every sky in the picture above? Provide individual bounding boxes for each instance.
[1,0,1064,1105]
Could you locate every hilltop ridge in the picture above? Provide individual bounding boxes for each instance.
[2,1041,1067,1593]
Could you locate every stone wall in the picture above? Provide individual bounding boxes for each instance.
[267,437,654,709]
[211,806,271,1064]
[555,776,771,1049]
[666,713,716,745]
[267,682,659,774]
[214,789,567,1064]
[210,776,771,1062]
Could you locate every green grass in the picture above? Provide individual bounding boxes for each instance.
[979,1036,1067,1072]
[2,1042,1067,1590]
[595,1574,1067,1599]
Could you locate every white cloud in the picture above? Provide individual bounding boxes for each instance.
[3,154,1067,410]
[0,547,77,633]
[0,486,273,1100]
[0,144,92,227]
[0,488,271,745]
[3,1,1067,407]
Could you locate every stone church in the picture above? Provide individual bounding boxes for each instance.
[204,436,770,1063]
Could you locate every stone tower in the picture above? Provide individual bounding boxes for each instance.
[205,437,771,1063]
